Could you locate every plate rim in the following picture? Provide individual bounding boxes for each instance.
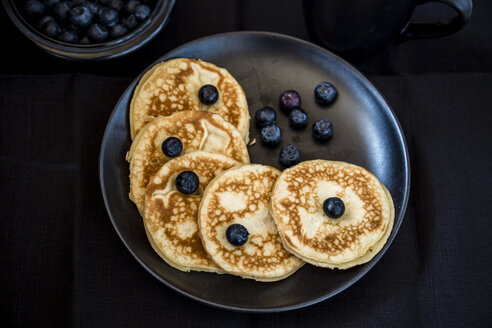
[99,31,411,313]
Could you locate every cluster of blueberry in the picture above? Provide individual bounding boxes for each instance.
[21,0,155,44]
[255,81,338,168]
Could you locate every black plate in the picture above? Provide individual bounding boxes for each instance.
[99,32,410,312]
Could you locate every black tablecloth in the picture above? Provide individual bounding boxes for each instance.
[1,1,491,327]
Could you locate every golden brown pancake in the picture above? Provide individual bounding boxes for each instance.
[198,164,304,281]
[143,151,240,273]
[269,160,394,269]
[325,185,394,269]
[130,58,250,142]
[127,110,249,214]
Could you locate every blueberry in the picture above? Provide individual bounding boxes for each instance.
[42,20,60,38]
[254,106,276,127]
[279,144,301,168]
[86,23,108,42]
[124,0,140,13]
[122,14,138,30]
[67,22,83,34]
[44,0,60,8]
[25,1,46,16]
[38,15,54,29]
[279,90,301,114]
[175,171,199,195]
[161,137,182,158]
[85,1,100,15]
[260,124,282,147]
[109,23,128,39]
[109,0,123,11]
[70,6,93,28]
[312,119,333,141]
[198,85,219,105]
[314,81,337,106]
[289,108,308,129]
[323,197,345,218]
[53,2,70,21]
[225,224,249,246]
[78,36,90,44]
[99,7,119,27]
[58,30,78,43]
[135,4,151,21]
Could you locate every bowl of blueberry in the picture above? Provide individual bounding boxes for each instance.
[3,0,175,60]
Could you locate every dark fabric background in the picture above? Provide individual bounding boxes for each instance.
[1,1,491,327]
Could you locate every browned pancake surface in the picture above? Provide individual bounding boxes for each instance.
[270,160,391,265]
[198,165,303,281]
[128,111,249,214]
[130,58,249,141]
[144,152,239,272]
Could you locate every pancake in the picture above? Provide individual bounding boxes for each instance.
[279,185,394,270]
[198,164,304,281]
[328,185,394,269]
[127,110,250,214]
[129,58,250,142]
[143,151,240,273]
[269,160,394,269]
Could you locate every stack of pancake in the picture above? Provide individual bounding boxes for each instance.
[127,58,394,282]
